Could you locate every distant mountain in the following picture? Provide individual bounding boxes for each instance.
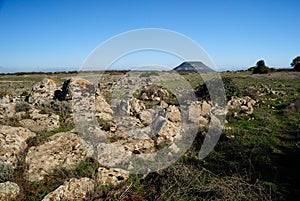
[173,61,214,73]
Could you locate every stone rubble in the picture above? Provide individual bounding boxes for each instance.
[0,74,261,199]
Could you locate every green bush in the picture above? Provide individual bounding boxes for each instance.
[0,163,13,182]
[195,77,241,101]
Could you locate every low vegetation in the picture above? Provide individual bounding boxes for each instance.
[0,70,299,200]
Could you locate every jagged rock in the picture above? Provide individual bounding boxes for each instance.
[199,116,209,126]
[166,105,181,122]
[138,86,170,101]
[95,89,114,121]
[19,109,60,132]
[96,167,129,186]
[0,103,16,120]
[157,88,170,99]
[68,78,98,127]
[139,109,153,126]
[129,98,145,115]
[25,131,93,181]
[160,101,168,109]
[119,138,155,154]
[157,120,181,146]
[28,78,57,105]
[0,96,11,104]
[200,101,211,116]
[227,96,256,115]
[42,178,94,201]
[0,181,20,200]
[0,125,36,168]
[96,143,131,167]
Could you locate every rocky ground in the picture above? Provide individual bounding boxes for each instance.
[0,71,299,200]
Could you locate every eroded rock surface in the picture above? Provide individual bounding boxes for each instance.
[28,78,57,105]
[19,109,60,132]
[0,181,20,200]
[96,167,129,186]
[0,125,36,168]
[42,177,94,201]
[25,131,93,181]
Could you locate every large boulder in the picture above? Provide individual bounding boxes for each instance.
[42,177,94,201]
[95,89,114,121]
[25,131,93,181]
[28,78,57,105]
[0,125,36,168]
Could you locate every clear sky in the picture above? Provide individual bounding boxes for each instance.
[0,0,299,72]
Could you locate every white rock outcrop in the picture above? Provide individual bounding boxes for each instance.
[42,177,94,201]
[0,125,36,168]
[0,181,20,200]
[25,131,93,181]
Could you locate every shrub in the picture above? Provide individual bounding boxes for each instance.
[15,102,31,112]
[0,163,13,182]
[195,77,240,101]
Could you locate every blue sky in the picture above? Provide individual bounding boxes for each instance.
[0,0,299,72]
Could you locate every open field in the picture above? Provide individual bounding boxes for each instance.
[0,70,299,200]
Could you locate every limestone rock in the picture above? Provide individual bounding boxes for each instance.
[227,96,256,115]
[28,78,57,105]
[19,109,60,132]
[160,100,168,109]
[96,167,129,186]
[200,101,211,116]
[129,98,145,115]
[119,138,155,154]
[139,109,153,126]
[96,143,131,168]
[0,181,20,200]
[25,131,93,181]
[95,89,114,121]
[166,105,181,122]
[0,103,16,120]
[157,120,181,146]
[42,177,94,201]
[68,78,98,127]
[199,116,209,126]
[0,125,36,168]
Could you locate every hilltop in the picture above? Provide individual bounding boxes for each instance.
[173,61,215,73]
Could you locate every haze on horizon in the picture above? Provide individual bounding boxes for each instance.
[0,0,299,73]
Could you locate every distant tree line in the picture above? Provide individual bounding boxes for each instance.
[249,56,300,74]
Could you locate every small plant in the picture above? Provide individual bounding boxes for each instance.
[195,77,241,101]
[15,102,31,112]
[98,118,112,131]
[139,71,159,77]
[20,91,29,97]
[0,163,13,182]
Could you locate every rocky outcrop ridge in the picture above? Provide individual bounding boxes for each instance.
[0,125,36,168]
[25,131,93,181]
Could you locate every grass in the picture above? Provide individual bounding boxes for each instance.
[1,71,299,200]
